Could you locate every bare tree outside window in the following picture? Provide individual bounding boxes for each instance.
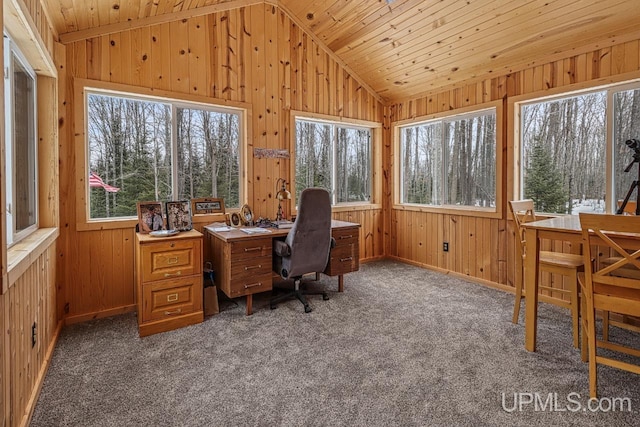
[400,109,496,208]
[87,91,242,220]
[295,119,372,205]
[336,127,371,203]
[176,108,240,207]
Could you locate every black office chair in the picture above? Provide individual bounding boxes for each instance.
[271,187,334,313]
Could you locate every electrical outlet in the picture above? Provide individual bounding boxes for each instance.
[31,322,37,348]
[443,242,449,252]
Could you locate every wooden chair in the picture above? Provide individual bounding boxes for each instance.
[578,213,640,398]
[509,200,584,348]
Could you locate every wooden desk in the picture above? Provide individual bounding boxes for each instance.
[523,215,582,352]
[205,220,360,315]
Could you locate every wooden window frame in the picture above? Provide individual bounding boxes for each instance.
[74,78,252,231]
[391,100,503,219]
[290,110,382,214]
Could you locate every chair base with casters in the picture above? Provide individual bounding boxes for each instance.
[270,276,329,313]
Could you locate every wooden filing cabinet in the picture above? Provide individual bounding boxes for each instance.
[325,224,360,291]
[135,230,204,337]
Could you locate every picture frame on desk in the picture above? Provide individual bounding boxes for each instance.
[137,201,164,233]
[191,197,225,215]
[166,200,193,231]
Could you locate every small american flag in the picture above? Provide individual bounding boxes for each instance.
[89,172,120,193]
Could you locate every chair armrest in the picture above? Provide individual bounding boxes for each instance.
[273,239,291,257]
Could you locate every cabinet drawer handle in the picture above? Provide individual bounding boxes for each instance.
[244,264,262,271]
[244,247,262,252]
[167,257,179,264]
[167,293,178,302]
[340,256,353,262]
[339,235,353,239]
[164,271,182,277]
[244,282,262,289]
[164,309,182,315]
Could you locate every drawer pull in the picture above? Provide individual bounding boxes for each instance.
[164,309,182,315]
[244,264,262,271]
[164,271,182,277]
[340,256,353,262]
[167,293,178,302]
[244,282,262,289]
[167,257,179,265]
[339,235,353,239]
[244,247,262,252]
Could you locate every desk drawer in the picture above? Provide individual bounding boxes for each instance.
[230,238,272,259]
[228,273,272,297]
[141,240,200,282]
[325,243,359,276]
[141,275,202,322]
[332,227,358,246]
[231,254,272,279]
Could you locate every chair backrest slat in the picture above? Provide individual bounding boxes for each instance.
[579,213,640,315]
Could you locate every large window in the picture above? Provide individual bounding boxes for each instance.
[4,34,37,246]
[295,118,372,205]
[86,89,242,220]
[519,81,640,214]
[399,108,497,208]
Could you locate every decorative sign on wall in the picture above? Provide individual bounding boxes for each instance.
[254,148,290,159]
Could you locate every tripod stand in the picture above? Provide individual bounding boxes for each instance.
[616,156,640,215]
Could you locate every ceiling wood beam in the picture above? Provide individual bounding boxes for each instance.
[58,0,264,44]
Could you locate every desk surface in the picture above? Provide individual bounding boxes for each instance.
[204,219,360,242]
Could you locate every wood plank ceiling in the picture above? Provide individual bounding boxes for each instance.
[41,0,640,103]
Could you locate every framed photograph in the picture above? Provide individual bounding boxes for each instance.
[191,197,225,215]
[137,201,164,234]
[166,201,193,231]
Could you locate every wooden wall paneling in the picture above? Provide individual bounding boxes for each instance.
[212,11,226,99]
[227,9,239,101]
[169,19,190,93]
[475,218,498,281]
[6,245,57,427]
[1,294,7,427]
[265,4,278,163]
[108,32,124,84]
[135,26,153,87]
[334,58,343,116]
[301,32,312,112]
[278,10,291,218]
[599,47,612,78]
[624,40,639,73]
[238,8,250,103]
[37,75,58,229]
[462,217,474,278]
[157,24,173,90]
[289,22,301,111]
[86,38,100,80]
[249,5,265,213]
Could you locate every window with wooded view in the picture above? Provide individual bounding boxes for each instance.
[520,81,640,214]
[399,108,497,208]
[86,90,242,220]
[4,34,37,246]
[295,118,372,205]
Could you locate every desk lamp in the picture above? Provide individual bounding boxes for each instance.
[275,178,291,222]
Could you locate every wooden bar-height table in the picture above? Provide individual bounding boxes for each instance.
[522,215,582,352]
